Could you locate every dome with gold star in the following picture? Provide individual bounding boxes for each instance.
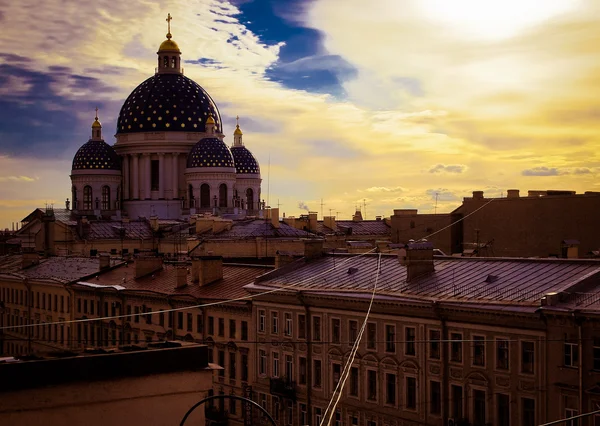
[187,137,235,169]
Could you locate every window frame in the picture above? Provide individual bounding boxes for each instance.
[521,340,535,374]
[496,337,510,371]
[450,332,463,363]
[385,324,396,353]
[472,334,486,367]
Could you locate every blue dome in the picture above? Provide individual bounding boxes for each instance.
[231,146,260,175]
[187,138,235,169]
[116,74,222,134]
[72,140,121,171]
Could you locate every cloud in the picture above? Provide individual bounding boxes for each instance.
[425,189,461,202]
[521,167,561,176]
[428,164,468,174]
[364,186,406,193]
[573,167,592,175]
[0,175,37,182]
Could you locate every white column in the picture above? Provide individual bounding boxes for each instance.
[122,155,130,200]
[144,154,151,200]
[171,153,179,199]
[132,154,139,199]
[158,153,165,199]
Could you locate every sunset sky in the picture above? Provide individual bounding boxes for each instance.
[1,0,599,228]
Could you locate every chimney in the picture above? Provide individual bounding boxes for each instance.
[528,190,546,197]
[472,191,484,200]
[506,189,520,198]
[308,212,318,232]
[191,256,223,286]
[275,251,301,269]
[22,251,40,269]
[271,208,280,229]
[540,292,559,306]
[149,215,159,232]
[303,239,324,260]
[399,242,434,282]
[99,253,111,270]
[323,216,337,231]
[135,255,163,278]
[175,266,188,289]
[352,210,363,222]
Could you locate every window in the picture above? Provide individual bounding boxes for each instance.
[367,322,376,349]
[83,185,92,210]
[151,160,159,191]
[451,385,463,419]
[406,377,417,410]
[385,373,396,405]
[496,338,510,370]
[258,310,266,333]
[565,341,579,367]
[101,186,111,210]
[349,320,358,342]
[241,353,248,381]
[229,396,237,415]
[473,390,486,425]
[284,313,292,336]
[285,354,293,380]
[565,409,579,426]
[313,359,322,387]
[473,335,485,366]
[208,316,214,335]
[298,314,306,339]
[451,332,463,362]
[218,318,224,337]
[385,324,396,353]
[334,410,342,426]
[134,306,139,323]
[259,350,267,375]
[313,316,321,341]
[219,183,227,208]
[594,338,600,370]
[522,398,535,426]
[333,363,341,388]
[299,357,307,385]
[351,415,359,426]
[405,327,416,355]
[218,350,225,377]
[273,397,280,422]
[430,381,441,415]
[332,318,341,344]
[430,329,441,359]
[314,407,322,426]
[522,341,535,373]
[177,312,183,330]
[272,312,279,334]
[497,394,510,426]
[229,319,236,338]
[196,314,202,333]
[350,367,359,396]
[229,352,236,379]
[273,352,280,377]
[186,313,192,331]
[241,320,248,340]
[159,311,165,327]
[300,404,308,426]
[367,370,377,401]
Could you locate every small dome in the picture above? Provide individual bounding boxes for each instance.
[159,38,181,53]
[231,146,260,174]
[187,137,235,169]
[116,74,221,134]
[91,117,102,128]
[233,124,242,136]
[72,140,121,171]
[206,114,215,125]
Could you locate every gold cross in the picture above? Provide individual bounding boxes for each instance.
[166,13,172,37]
[95,107,99,120]
[236,115,239,126]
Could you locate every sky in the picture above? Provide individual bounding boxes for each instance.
[1,0,599,228]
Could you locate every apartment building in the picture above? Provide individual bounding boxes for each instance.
[245,244,600,426]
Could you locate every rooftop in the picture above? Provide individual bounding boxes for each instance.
[248,254,600,307]
[315,219,391,236]
[198,219,316,239]
[0,255,114,283]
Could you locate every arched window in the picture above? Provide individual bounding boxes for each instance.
[188,184,194,208]
[219,184,228,208]
[101,186,110,210]
[200,184,211,208]
[163,56,169,68]
[83,186,92,210]
[246,188,254,211]
[72,186,78,210]
[171,56,176,68]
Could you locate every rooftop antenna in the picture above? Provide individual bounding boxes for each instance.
[363,199,367,220]
[267,153,271,209]
[320,198,325,220]
[329,208,334,217]
[434,192,438,215]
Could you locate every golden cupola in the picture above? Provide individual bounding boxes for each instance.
[157,13,182,74]
[91,107,102,140]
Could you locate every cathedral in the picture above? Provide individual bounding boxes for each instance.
[70,15,262,220]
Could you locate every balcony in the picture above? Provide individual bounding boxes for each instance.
[269,377,296,401]
[205,406,228,426]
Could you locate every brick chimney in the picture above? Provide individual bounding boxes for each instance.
[270,208,280,229]
[175,266,188,289]
[472,191,484,200]
[303,239,324,260]
[399,242,434,282]
[323,216,337,231]
[99,253,111,270]
[135,255,163,278]
[308,212,317,232]
[506,189,520,198]
[191,256,223,286]
[22,251,40,269]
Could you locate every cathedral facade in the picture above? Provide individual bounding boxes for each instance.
[70,16,262,220]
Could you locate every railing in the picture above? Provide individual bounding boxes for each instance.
[269,377,296,401]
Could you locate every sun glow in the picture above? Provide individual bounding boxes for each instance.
[418,0,578,40]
